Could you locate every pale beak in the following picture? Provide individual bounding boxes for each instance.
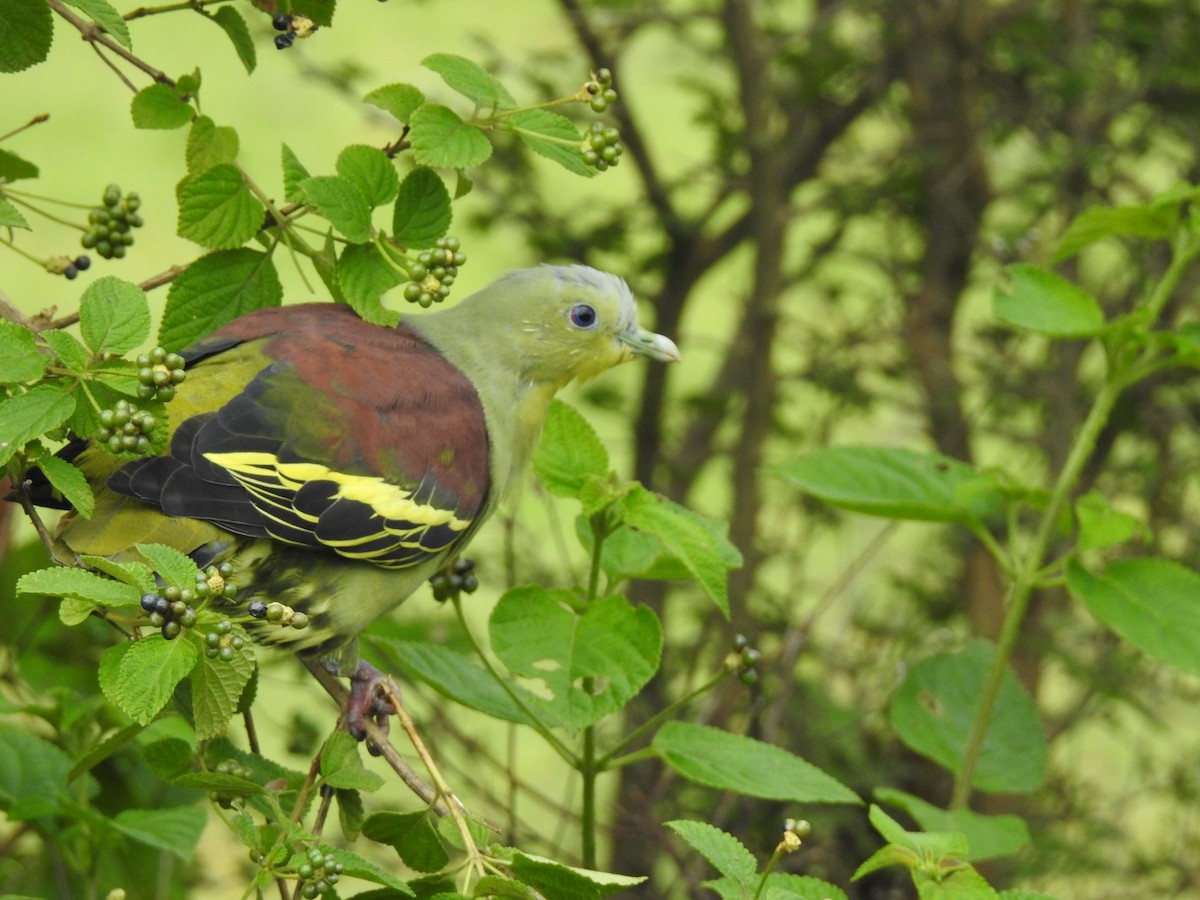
[621,327,681,363]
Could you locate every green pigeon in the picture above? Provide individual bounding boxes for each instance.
[35,265,679,733]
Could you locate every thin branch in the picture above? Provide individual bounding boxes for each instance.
[302,660,445,813]
[45,0,174,87]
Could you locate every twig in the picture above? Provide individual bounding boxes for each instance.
[45,0,174,87]
[0,114,50,144]
[301,660,445,813]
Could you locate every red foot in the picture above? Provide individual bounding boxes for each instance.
[345,660,398,744]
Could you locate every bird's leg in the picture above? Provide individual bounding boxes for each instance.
[344,659,398,741]
[316,657,398,741]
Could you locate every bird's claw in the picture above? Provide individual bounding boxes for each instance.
[345,660,398,751]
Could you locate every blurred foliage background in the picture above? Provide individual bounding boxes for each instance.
[4,0,1200,897]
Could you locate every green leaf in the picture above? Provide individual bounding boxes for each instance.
[875,788,1030,861]
[0,0,53,74]
[533,400,610,497]
[78,556,155,593]
[368,637,534,726]
[320,731,384,791]
[335,243,402,326]
[665,820,757,887]
[915,866,999,900]
[878,792,1027,864]
[654,721,861,804]
[868,805,971,862]
[888,640,1046,793]
[0,196,30,229]
[409,105,493,169]
[131,82,194,130]
[289,0,334,27]
[993,264,1105,337]
[489,588,663,730]
[392,167,452,249]
[209,5,255,74]
[769,445,1003,523]
[620,484,742,617]
[41,328,88,373]
[111,805,207,859]
[726,874,848,900]
[299,175,374,243]
[1074,490,1149,552]
[0,147,38,181]
[135,542,200,587]
[362,811,450,873]
[325,847,415,895]
[337,144,399,208]
[0,320,45,383]
[1066,558,1200,678]
[0,386,76,467]
[189,628,255,740]
[186,116,239,174]
[281,143,311,204]
[422,53,516,108]
[62,0,131,48]
[364,83,425,122]
[177,163,264,249]
[159,248,282,351]
[336,787,364,840]
[508,109,594,177]
[1053,202,1181,262]
[592,523,696,584]
[67,722,144,784]
[79,276,150,354]
[0,724,73,817]
[99,636,200,724]
[509,852,644,899]
[33,446,94,519]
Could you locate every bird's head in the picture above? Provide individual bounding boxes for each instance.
[441,265,680,386]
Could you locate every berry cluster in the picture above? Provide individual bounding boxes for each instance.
[584,68,618,113]
[730,633,762,686]
[198,562,236,600]
[135,347,187,402]
[296,847,344,898]
[141,587,198,640]
[430,557,479,602]
[46,254,91,280]
[80,184,142,260]
[247,599,310,630]
[213,758,254,780]
[582,122,624,172]
[204,620,247,661]
[272,13,317,50]
[97,399,157,455]
[402,236,467,307]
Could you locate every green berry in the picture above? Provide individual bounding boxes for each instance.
[162,621,182,640]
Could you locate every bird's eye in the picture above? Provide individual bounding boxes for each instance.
[569,303,599,329]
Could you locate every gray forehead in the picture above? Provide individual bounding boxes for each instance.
[501,264,636,322]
